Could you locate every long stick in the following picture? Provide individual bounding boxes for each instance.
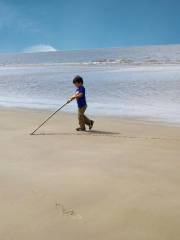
[30,100,70,135]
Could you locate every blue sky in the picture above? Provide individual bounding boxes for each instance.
[0,0,180,53]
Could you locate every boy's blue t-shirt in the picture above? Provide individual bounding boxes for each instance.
[76,86,87,108]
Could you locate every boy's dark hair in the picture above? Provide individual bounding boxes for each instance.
[73,75,83,84]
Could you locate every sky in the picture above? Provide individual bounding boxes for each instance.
[0,0,180,53]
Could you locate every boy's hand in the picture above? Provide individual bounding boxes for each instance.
[68,92,83,103]
[67,98,72,103]
[67,96,75,103]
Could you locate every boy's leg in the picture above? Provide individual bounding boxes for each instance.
[83,107,94,129]
[78,107,86,129]
[82,107,91,125]
[78,106,93,130]
[84,114,91,126]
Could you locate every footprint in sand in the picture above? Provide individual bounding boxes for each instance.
[55,202,82,220]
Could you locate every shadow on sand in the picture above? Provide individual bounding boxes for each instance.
[33,130,121,137]
[31,131,180,141]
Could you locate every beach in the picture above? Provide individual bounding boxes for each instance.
[0,107,180,240]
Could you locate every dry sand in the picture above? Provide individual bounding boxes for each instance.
[0,107,180,240]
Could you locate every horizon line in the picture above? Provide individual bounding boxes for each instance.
[1,43,180,55]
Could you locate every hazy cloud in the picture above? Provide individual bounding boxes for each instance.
[23,44,57,53]
[0,1,40,33]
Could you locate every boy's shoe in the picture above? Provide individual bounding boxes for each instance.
[89,120,94,130]
[76,127,86,131]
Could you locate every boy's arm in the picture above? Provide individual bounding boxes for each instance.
[69,92,83,101]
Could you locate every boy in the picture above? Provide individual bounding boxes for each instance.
[69,75,94,131]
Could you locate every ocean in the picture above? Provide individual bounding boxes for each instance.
[0,45,180,123]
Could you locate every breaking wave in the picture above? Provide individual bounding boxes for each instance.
[1,44,180,66]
